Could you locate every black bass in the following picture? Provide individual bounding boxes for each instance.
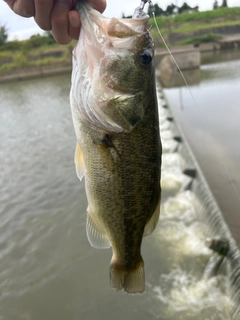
[70,0,162,293]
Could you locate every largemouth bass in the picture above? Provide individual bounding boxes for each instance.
[70,0,162,293]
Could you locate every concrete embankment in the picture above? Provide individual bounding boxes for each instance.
[0,62,72,84]
[155,34,240,74]
[155,46,200,72]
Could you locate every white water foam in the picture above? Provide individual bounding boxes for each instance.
[152,84,232,319]
[152,268,231,319]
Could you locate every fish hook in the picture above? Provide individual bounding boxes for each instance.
[132,0,154,18]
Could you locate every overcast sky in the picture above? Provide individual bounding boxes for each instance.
[0,0,239,40]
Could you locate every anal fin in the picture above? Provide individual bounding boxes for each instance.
[86,212,111,249]
[143,191,161,237]
[74,142,86,181]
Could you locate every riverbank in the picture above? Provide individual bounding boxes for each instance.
[0,34,73,84]
[3,30,240,84]
[0,34,239,84]
[151,7,240,47]
[0,62,72,84]
[1,5,240,84]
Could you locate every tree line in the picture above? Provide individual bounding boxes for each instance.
[148,0,228,17]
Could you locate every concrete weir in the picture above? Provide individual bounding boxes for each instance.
[156,82,240,319]
[155,47,201,72]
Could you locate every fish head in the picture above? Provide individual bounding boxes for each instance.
[102,18,155,96]
[71,2,156,133]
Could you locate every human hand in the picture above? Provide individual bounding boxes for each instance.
[4,0,107,44]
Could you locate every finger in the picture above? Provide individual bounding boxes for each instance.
[88,0,106,13]
[68,10,80,40]
[34,0,54,30]
[4,0,35,17]
[51,0,72,44]
[68,0,106,41]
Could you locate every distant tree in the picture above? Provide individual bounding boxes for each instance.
[178,2,198,14]
[165,4,177,16]
[179,2,189,13]
[0,25,8,46]
[121,13,132,18]
[148,4,166,16]
[44,31,56,45]
[213,0,219,9]
[0,39,20,52]
[221,0,228,7]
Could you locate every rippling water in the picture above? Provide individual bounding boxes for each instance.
[0,75,230,319]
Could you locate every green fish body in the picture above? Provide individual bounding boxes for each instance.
[70,1,162,293]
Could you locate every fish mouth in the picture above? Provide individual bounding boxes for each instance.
[106,17,148,39]
[76,2,151,80]
[78,2,149,49]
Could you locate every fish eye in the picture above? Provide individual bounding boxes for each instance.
[139,50,153,65]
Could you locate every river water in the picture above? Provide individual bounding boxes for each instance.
[0,65,233,319]
[162,48,240,245]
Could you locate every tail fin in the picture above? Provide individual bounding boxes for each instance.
[109,259,145,294]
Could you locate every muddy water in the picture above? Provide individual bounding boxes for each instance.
[0,75,230,319]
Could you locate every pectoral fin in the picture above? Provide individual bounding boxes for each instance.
[74,142,86,181]
[86,211,111,249]
[143,191,161,237]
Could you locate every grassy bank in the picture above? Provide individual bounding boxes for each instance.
[149,7,240,46]
[1,6,240,78]
[0,33,75,75]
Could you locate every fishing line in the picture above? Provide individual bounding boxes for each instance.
[152,12,198,110]
[151,9,240,204]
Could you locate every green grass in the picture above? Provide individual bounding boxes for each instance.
[0,47,73,74]
[178,33,222,45]
[149,6,240,46]
[172,19,240,33]
[1,6,240,73]
[149,14,239,40]
[0,35,76,74]
[149,7,240,25]
[172,7,240,23]
[0,55,70,73]
[0,51,11,59]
